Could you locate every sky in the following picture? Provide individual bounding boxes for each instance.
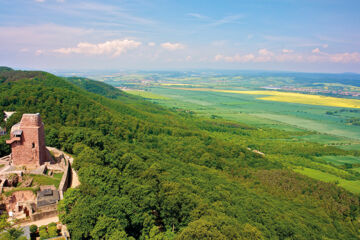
[0,0,360,73]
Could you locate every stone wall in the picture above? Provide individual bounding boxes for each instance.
[36,203,57,212]
[31,209,58,221]
[58,159,71,200]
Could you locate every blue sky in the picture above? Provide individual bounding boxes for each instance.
[0,0,359,72]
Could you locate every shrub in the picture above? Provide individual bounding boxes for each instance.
[48,225,58,238]
[29,224,38,234]
[39,229,49,240]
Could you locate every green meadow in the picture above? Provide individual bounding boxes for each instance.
[145,87,360,141]
[294,168,360,194]
[319,155,360,165]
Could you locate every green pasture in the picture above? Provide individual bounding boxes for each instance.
[319,155,360,165]
[125,90,170,100]
[294,167,360,194]
[337,143,360,150]
[146,87,360,141]
[296,134,353,144]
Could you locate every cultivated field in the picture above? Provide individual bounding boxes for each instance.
[124,90,170,100]
[294,168,360,194]
[319,155,360,165]
[175,88,360,109]
[145,87,360,140]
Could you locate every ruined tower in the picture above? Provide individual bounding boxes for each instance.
[6,113,49,167]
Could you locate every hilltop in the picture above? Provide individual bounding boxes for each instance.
[0,67,359,239]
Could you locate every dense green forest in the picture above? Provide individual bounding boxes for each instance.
[0,67,359,240]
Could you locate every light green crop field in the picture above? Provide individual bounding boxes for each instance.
[174,88,360,108]
[146,87,360,141]
[337,143,360,150]
[319,155,360,165]
[125,90,170,100]
[294,168,360,194]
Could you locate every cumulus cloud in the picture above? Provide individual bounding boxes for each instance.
[312,48,321,54]
[322,44,329,48]
[19,48,29,53]
[35,50,44,55]
[54,39,141,56]
[186,56,192,61]
[282,49,294,53]
[258,48,274,56]
[148,42,156,47]
[35,0,45,2]
[215,49,360,64]
[161,42,185,51]
[329,52,360,63]
[215,54,255,63]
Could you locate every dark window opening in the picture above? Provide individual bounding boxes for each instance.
[32,143,35,148]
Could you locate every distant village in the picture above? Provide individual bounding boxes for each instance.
[0,112,79,239]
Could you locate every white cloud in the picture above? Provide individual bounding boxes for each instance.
[258,48,274,56]
[282,49,293,53]
[312,48,321,54]
[54,39,141,56]
[215,49,360,64]
[35,50,44,55]
[254,49,274,62]
[188,13,208,20]
[322,44,329,48]
[186,56,192,61]
[329,52,360,63]
[148,42,156,47]
[215,53,255,63]
[161,42,185,51]
[19,48,29,53]
[35,0,45,2]
[210,15,243,26]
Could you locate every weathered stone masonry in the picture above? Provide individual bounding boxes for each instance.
[6,113,51,167]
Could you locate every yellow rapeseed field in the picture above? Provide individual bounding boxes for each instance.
[175,88,360,108]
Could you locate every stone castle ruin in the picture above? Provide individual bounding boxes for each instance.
[6,113,51,167]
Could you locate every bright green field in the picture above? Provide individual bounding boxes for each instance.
[125,90,170,100]
[320,155,360,165]
[337,143,360,150]
[140,87,360,141]
[294,168,360,194]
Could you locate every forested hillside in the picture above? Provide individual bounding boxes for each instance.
[0,67,359,240]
